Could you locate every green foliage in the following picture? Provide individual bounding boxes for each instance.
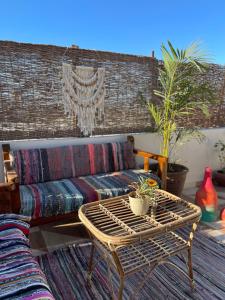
[129,177,158,200]
[148,41,216,158]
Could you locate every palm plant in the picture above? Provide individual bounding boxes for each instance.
[148,41,215,159]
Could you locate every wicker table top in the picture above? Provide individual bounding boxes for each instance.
[78,189,201,247]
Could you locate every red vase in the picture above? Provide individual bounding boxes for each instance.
[195,167,218,222]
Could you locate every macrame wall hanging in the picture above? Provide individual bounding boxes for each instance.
[62,63,105,135]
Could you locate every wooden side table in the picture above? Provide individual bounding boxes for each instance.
[79,190,201,299]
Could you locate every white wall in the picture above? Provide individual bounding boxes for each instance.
[1,128,224,187]
[134,128,225,188]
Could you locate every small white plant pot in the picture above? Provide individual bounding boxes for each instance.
[129,192,150,216]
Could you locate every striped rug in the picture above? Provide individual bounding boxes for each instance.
[37,230,225,300]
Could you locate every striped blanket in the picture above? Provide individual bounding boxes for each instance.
[19,170,160,219]
[13,142,136,185]
[37,232,225,300]
[0,215,54,300]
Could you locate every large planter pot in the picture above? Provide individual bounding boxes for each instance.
[212,170,225,187]
[149,163,188,197]
[167,163,189,197]
[129,192,150,216]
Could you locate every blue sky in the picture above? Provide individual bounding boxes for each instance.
[0,0,225,64]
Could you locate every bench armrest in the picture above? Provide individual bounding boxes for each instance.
[0,182,17,191]
[134,149,168,190]
[0,181,20,213]
[5,171,19,184]
[127,135,167,190]
[1,144,20,213]
[2,144,19,183]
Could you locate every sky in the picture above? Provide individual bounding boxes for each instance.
[0,0,225,64]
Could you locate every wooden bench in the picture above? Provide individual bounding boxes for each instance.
[0,136,167,226]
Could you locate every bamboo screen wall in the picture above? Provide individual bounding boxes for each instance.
[0,41,225,141]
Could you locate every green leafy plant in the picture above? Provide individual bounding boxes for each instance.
[214,140,225,172]
[148,41,216,160]
[129,177,158,199]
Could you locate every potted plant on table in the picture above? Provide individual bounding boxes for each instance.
[147,41,216,196]
[213,139,225,186]
[129,177,158,216]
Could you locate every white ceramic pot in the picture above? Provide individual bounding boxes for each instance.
[129,192,150,216]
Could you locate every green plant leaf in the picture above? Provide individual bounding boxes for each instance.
[146,40,216,158]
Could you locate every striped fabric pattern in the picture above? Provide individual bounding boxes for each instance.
[0,214,30,235]
[13,141,136,185]
[38,232,225,300]
[78,169,161,200]
[20,179,84,219]
[19,170,161,219]
[0,215,54,300]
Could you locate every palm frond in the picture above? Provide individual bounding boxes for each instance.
[148,103,162,128]
[149,40,216,158]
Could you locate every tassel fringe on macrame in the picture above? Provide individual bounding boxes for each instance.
[62,63,105,135]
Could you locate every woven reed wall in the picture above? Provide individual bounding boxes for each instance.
[179,64,225,128]
[0,40,225,140]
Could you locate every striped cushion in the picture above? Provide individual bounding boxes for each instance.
[20,179,84,219]
[0,216,54,300]
[6,289,55,300]
[0,214,30,235]
[13,141,135,185]
[19,170,161,219]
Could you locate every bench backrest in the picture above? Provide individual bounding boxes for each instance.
[12,141,136,185]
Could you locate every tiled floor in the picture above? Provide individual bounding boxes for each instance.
[30,185,225,256]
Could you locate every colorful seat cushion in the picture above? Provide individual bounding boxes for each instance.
[13,141,136,185]
[0,215,54,300]
[19,169,161,219]
[0,214,30,235]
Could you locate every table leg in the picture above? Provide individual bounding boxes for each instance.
[118,276,125,300]
[187,222,198,290]
[188,245,194,289]
[111,251,125,300]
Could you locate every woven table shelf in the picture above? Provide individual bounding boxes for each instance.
[94,230,188,275]
[79,189,201,299]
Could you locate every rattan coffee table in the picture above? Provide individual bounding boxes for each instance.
[79,189,201,299]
